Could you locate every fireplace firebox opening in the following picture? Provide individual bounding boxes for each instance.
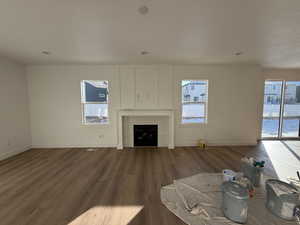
[134,125,158,147]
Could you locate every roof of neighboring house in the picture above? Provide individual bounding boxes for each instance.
[85,80,108,89]
[182,81,207,87]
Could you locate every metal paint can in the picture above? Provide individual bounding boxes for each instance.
[241,162,263,187]
[222,181,249,224]
[266,179,300,221]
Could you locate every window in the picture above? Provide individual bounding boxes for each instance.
[81,80,109,124]
[181,80,208,124]
[262,80,300,138]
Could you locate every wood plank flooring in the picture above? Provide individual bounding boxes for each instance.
[0,144,278,225]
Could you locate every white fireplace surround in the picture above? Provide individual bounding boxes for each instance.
[117,110,175,149]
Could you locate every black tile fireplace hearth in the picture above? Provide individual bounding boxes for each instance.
[134,125,158,147]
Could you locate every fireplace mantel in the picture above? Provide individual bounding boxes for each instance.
[117,110,175,149]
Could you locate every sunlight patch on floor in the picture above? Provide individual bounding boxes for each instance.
[262,141,300,182]
[284,141,300,156]
[68,205,144,225]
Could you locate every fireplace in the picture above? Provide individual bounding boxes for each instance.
[117,110,174,149]
[134,125,158,147]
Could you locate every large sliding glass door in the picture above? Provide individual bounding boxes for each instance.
[262,81,283,138]
[282,81,300,137]
[262,80,300,139]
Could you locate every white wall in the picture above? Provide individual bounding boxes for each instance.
[174,65,264,146]
[27,65,119,148]
[27,64,265,148]
[263,68,300,81]
[0,57,31,159]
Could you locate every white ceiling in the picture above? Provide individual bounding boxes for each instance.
[0,0,300,67]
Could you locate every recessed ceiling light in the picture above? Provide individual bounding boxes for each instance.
[141,51,149,55]
[235,52,243,56]
[138,5,149,15]
[42,51,51,55]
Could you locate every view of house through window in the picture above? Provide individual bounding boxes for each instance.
[81,80,109,124]
[182,80,208,124]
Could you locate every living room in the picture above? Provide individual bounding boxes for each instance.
[0,1,300,224]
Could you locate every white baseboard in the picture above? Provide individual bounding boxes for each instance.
[30,144,116,149]
[176,139,258,147]
[28,140,258,151]
[0,146,31,161]
[207,140,258,146]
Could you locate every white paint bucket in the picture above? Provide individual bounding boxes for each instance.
[223,169,236,182]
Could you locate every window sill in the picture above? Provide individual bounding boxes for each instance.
[81,123,111,128]
[178,122,208,128]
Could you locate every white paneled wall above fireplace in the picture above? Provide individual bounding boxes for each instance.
[119,66,173,110]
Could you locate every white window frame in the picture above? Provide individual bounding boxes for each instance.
[261,79,300,139]
[81,80,109,125]
[181,80,208,125]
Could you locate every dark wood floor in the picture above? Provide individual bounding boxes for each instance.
[0,144,278,225]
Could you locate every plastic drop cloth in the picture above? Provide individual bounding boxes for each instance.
[160,173,296,225]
